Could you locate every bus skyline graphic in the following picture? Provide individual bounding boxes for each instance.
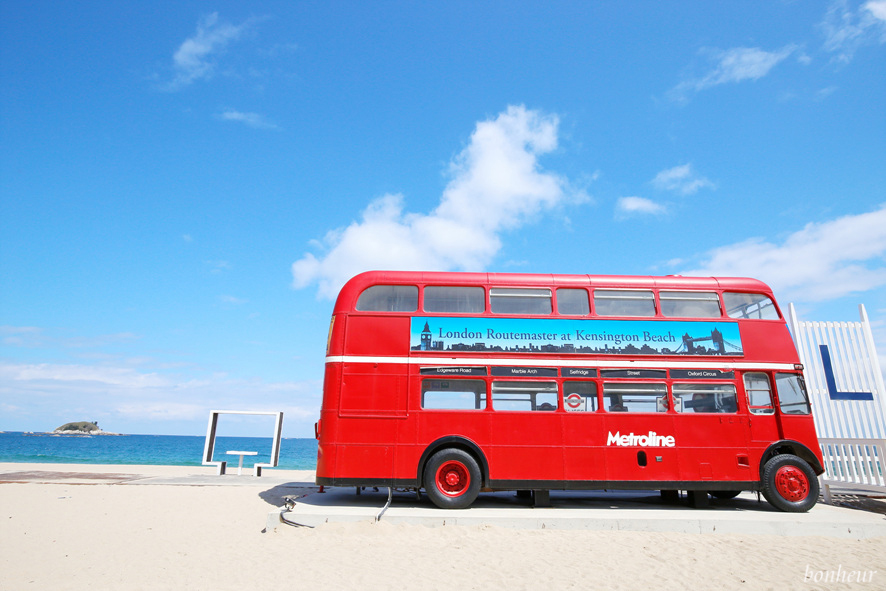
[410,318,744,357]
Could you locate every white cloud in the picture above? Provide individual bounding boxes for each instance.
[292,105,580,299]
[682,204,886,302]
[218,109,279,130]
[1,326,44,347]
[615,196,667,218]
[651,164,715,195]
[1,327,139,349]
[867,0,886,21]
[669,45,799,102]
[815,86,839,100]
[821,0,886,62]
[219,294,248,305]
[206,260,231,274]
[167,13,256,90]
[2,362,168,389]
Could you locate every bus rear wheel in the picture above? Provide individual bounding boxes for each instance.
[761,454,819,512]
[423,448,481,509]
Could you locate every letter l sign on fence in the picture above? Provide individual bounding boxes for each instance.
[820,345,874,401]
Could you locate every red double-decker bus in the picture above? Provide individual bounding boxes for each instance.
[315,271,823,512]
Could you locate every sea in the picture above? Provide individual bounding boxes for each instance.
[0,431,318,470]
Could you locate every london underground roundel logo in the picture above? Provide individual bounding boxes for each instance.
[565,393,583,409]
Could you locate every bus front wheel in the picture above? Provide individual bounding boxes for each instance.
[423,448,481,509]
[761,454,819,512]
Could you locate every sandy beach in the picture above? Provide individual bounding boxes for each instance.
[1,463,884,590]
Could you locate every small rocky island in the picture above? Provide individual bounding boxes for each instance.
[53,421,119,435]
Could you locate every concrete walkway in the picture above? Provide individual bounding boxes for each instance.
[270,486,886,539]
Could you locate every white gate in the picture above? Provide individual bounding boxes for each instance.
[787,304,886,499]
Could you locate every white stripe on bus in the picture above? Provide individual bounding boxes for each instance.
[325,355,797,371]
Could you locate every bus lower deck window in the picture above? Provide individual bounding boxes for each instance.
[744,372,775,414]
[563,381,597,412]
[421,379,487,410]
[673,383,738,413]
[491,381,558,411]
[603,383,667,412]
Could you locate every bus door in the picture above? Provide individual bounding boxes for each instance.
[772,372,818,447]
[671,376,749,482]
[742,371,780,461]
[601,381,679,483]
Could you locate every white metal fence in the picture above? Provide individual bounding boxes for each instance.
[787,304,886,498]
[788,303,886,439]
[817,438,886,502]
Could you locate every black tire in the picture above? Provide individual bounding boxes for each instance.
[423,448,481,509]
[761,454,819,512]
[710,490,741,500]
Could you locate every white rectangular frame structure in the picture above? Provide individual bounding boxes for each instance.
[202,410,284,476]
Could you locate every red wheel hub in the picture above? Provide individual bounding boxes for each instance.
[436,460,470,497]
[774,465,809,502]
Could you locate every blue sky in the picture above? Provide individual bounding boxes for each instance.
[1,1,884,437]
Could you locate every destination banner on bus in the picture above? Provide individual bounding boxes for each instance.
[601,369,667,379]
[410,317,743,357]
[419,367,488,376]
[491,366,558,377]
[670,369,735,380]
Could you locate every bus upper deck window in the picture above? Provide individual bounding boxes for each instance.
[775,373,811,415]
[557,288,590,315]
[724,292,779,320]
[355,285,418,312]
[490,288,552,315]
[594,290,655,317]
[660,291,721,318]
[424,286,485,314]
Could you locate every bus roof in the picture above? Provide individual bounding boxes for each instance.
[333,270,774,313]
